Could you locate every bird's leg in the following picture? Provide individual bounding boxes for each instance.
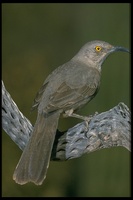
[63,109,99,131]
[63,109,98,123]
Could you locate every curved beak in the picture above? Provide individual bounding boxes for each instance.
[100,45,130,66]
[110,46,130,53]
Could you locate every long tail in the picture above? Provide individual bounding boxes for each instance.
[13,111,60,185]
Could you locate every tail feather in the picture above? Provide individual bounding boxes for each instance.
[13,111,60,185]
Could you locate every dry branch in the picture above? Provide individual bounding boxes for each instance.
[2,80,131,162]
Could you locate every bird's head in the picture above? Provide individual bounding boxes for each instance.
[74,40,130,71]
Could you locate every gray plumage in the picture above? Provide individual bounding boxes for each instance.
[13,40,129,185]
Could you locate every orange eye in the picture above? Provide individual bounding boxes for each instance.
[95,46,102,52]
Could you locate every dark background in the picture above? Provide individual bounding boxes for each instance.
[2,3,130,197]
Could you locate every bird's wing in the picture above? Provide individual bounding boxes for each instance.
[31,65,100,113]
[31,82,48,111]
[43,81,98,113]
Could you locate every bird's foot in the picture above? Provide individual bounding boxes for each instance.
[83,112,98,130]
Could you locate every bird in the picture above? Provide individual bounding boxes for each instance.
[13,40,129,185]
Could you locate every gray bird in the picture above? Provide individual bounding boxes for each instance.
[13,40,129,185]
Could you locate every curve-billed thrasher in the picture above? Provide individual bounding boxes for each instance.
[13,40,129,185]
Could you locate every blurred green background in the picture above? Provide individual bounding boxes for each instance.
[2,3,130,197]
